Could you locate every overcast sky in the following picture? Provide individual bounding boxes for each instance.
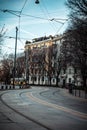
[0,0,69,55]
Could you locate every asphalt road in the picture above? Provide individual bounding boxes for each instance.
[0,86,87,130]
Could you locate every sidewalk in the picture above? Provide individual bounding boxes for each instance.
[0,84,20,90]
[0,84,30,90]
[72,89,87,99]
[58,87,87,100]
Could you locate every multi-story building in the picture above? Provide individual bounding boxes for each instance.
[9,52,25,85]
[16,52,25,79]
[25,35,82,87]
[25,35,62,85]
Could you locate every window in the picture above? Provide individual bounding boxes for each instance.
[74,68,77,74]
[34,77,37,81]
[53,78,55,83]
[69,78,71,83]
[63,69,66,74]
[42,77,44,82]
[31,76,33,81]
[69,69,71,74]
[58,78,60,82]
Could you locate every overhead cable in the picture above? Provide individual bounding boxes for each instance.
[20,0,28,14]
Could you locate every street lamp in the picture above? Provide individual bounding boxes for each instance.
[35,0,40,4]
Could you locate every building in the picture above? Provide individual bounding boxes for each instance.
[25,35,62,85]
[9,52,26,85]
[24,35,82,87]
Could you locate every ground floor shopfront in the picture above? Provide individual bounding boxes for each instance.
[28,74,75,87]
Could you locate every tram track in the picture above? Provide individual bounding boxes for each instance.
[0,91,53,130]
[19,89,87,121]
[0,88,87,130]
[26,92,87,120]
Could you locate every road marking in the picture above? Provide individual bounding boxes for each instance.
[27,92,87,120]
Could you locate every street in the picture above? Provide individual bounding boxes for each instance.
[0,86,87,130]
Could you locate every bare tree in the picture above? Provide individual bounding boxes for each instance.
[66,0,87,16]
[16,56,25,78]
[61,0,87,89]
[0,25,7,54]
[0,58,12,84]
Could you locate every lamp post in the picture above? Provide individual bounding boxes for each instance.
[13,27,18,88]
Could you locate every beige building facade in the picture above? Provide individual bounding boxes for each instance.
[24,35,82,87]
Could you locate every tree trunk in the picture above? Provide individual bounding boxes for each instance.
[49,76,51,86]
[83,76,87,93]
[56,76,59,87]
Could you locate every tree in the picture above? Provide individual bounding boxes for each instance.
[66,0,87,16]
[0,58,13,84]
[16,56,25,78]
[51,41,66,87]
[46,45,53,85]
[0,25,7,54]
[61,0,87,89]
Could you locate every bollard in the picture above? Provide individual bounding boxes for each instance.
[69,83,73,94]
[9,86,11,89]
[6,85,8,89]
[85,90,87,99]
[75,88,76,96]
[1,86,4,90]
[79,89,81,97]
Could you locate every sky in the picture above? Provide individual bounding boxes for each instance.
[0,0,69,56]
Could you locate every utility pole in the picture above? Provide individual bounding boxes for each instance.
[25,48,29,85]
[13,27,18,88]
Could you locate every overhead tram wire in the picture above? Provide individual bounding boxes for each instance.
[39,1,57,32]
[39,0,69,35]
[0,0,28,38]
[18,39,25,46]
[50,18,65,24]
[42,0,58,30]
[19,0,29,38]
[35,0,69,35]
[20,0,29,14]
[0,8,69,43]
[1,8,67,40]
[0,44,24,51]
[4,35,32,48]
[4,35,32,40]
[19,13,69,28]
[0,9,21,17]
[0,1,29,49]
[55,18,69,35]
[0,44,15,50]
[0,9,21,40]
[21,13,49,20]
[0,9,68,23]
[21,12,68,22]
[35,1,67,35]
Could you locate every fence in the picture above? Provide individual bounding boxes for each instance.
[0,84,30,90]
